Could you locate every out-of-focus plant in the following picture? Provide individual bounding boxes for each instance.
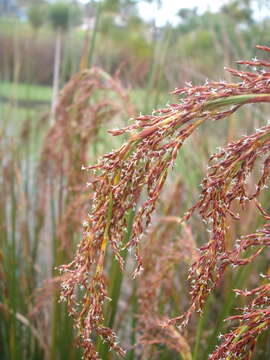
[221,0,254,24]
[0,119,48,360]
[27,4,47,33]
[137,180,196,360]
[37,66,134,360]
[59,45,270,359]
[48,1,82,120]
[0,60,133,360]
[41,66,134,253]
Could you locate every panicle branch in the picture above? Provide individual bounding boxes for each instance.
[210,278,270,360]
[60,46,270,358]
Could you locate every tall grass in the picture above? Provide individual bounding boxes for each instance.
[3,18,270,360]
[59,45,270,360]
[0,65,133,360]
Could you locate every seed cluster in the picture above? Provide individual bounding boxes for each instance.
[210,277,270,360]
[168,123,270,328]
[60,46,270,359]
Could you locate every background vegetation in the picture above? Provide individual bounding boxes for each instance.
[1,0,270,359]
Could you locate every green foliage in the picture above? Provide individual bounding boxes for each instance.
[0,82,52,102]
[48,1,81,31]
[177,7,200,34]
[48,1,70,30]
[102,0,138,13]
[69,2,83,27]
[27,4,47,31]
[221,0,253,24]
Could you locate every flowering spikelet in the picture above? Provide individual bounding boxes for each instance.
[168,124,270,327]
[60,46,270,358]
[209,278,270,360]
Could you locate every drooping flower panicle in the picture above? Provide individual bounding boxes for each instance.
[60,46,270,359]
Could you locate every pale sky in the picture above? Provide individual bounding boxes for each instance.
[78,0,269,26]
[137,0,228,26]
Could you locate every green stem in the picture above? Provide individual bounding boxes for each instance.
[204,93,270,110]
[88,2,102,66]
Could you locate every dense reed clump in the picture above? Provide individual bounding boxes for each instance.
[60,45,270,359]
[0,119,50,359]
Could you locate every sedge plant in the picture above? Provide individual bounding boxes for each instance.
[56,44,270,359]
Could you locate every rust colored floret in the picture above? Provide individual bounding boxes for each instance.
[60,46,270,359]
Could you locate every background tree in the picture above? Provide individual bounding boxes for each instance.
[27,3,47,33]
[221,0,254,24]
[48,1,81,121]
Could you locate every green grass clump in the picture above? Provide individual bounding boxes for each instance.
[0,82,52,103]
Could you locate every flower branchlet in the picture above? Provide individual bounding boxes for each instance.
[60,46,270,358]
[209,278,270,360]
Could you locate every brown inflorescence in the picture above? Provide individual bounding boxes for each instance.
[40,67,134,252]
[60,46,270,359]
[210,276,270,360]
[168,123,270,328]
